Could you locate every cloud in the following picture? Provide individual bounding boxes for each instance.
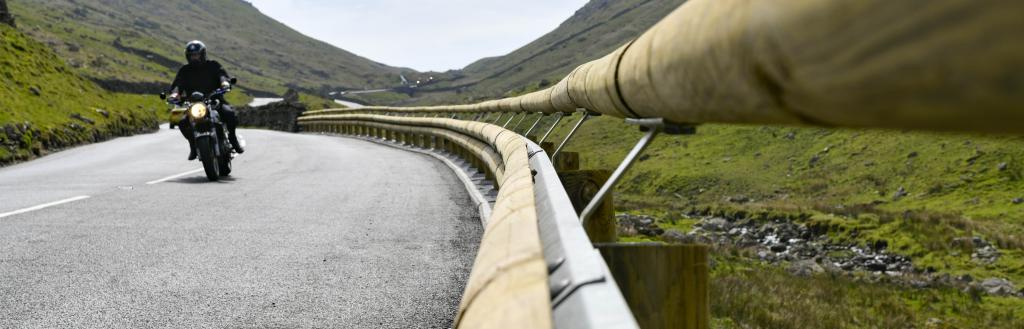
[247,0,587,71]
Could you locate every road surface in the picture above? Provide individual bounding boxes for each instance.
[0,127,481,328]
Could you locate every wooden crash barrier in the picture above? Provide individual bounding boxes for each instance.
[304,0,1023,135]
[298,115,553,329]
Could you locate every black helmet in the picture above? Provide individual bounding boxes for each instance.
[185,40,207,64]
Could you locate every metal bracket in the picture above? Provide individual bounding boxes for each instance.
[538,112,565,144]
[579,118,695,224]
[491,113,505,124]
[551,109,599,160]
[502,113,519,128]
[524,113,546,137]
[511,113,530,131]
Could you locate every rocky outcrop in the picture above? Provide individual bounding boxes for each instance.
[621,212,1024,298]
[1,0,15,27]
[1,111,159,166]
[236,96,306,133]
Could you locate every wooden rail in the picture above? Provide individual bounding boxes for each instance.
[298,115,554,329]
[307,0,1023,135]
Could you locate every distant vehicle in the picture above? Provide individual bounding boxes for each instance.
[161,78,238,181]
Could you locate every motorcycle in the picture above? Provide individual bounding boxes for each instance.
[160,78,238,181]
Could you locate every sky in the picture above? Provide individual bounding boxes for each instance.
[247,0,589,72]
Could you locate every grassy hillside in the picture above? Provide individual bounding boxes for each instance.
[8,0,407,98]
[531,115,1024,328]
[0,23,161,165]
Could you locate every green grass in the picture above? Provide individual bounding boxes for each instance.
[0,23,160,164]
[298,92,339,111]
[514,114,1024,328]
[710,250,1024,329]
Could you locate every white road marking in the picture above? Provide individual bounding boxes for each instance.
[146,168,204,185]
[0,195,91,219]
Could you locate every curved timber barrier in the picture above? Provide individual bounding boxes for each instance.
[305,0,1023,135]
[298,114,641,328]
[299,0,1021,327]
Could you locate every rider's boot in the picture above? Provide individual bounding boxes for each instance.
[187,140,198,160]
[229,130,244,154]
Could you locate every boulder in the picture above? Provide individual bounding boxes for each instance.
[980,278,1016,296]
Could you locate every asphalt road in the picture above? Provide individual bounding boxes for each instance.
[0,127,482,328]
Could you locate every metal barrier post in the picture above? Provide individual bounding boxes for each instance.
[579,118,694,224]
[502,113,519,128]
[491,113,505,124]
[511,113,530,131]
[524,114,545,137]
[538,112,564,144]
[552,111,595,161]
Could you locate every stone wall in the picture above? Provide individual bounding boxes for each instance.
[236,100,306,133]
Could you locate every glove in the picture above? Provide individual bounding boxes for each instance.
[221,81,231,89]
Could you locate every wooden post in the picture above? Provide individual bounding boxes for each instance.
[0,0,14,27]
[596,243,709,329]
[558,170,615,242]
[553,151,580,172]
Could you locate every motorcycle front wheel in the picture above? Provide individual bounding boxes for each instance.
[197,137,220,181]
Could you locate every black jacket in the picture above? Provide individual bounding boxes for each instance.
[169,60,230,98]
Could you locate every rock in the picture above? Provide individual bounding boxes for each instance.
[4,124,18,142]
[980,278,1016,296]
[892,186,908,200]
[69,113,94,125]
[29,86,40,96]
[865,260,888,272]
[911,280,930,289]
[787,260,824,277]
[94,109,110,118]
[783,132,796,140]
[908,151,919,158]
[808,154,821,167]
[700,218,730,232]
[770,244,788,252]
[972,245,1000,264]
[283,88,300,103]
[615,214,664,237]
[1013,198,1023,205]
[662,230,695,244]
[998,162,1009,171]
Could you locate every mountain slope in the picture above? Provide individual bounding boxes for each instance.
[8,0,408,96]
[0,23,160,165]
[375,0,686,106]
[458,0,686,96]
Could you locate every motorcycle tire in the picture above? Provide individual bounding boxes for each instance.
[197,137,220,181]
[218,143,232,177]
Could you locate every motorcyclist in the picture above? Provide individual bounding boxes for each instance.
[167,40,244,160]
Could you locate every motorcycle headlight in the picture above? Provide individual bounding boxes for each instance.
[189,103,208,119]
